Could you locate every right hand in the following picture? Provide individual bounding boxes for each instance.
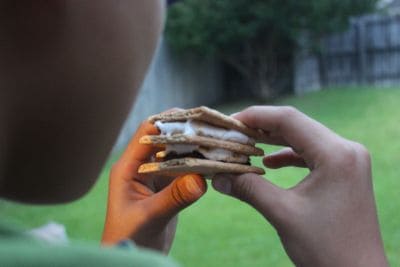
[102,121,207,252]
[212,106,388,267]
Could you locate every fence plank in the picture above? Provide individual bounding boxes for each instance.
[319,14,400,88]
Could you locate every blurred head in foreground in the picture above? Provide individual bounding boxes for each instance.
[0,0,165,203]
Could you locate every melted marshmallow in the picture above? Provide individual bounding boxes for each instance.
[155,120,252,163]
[155,120,254,144]
[198,147,248,163]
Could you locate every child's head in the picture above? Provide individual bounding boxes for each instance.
[0,0,165,204]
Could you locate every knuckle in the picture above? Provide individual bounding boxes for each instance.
[139,120,148,128]
[353,142,371,163]
[110,162,120,177]
[338,142,358,166]
[340,141,357,158]
[335,141,371,172]
[109,161,128,183]
[343,141,369,160]
[108,163,121,186]
[243,105,263,114]
[273,106,299,132]
[280,106,299,118]
[165,107,182,113]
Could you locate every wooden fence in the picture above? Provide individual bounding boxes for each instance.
[295,13,400,94]
[113,38,223,152]
[321,14,400,86]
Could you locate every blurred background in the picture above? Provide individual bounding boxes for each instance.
[1,0,400,266]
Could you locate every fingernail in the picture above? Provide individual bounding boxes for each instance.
[212,174,233,194]
[183,175,205,196]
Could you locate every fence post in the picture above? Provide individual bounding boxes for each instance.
[356,17,368,84]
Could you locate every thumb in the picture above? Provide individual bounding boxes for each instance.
[144,174,207,221]
[212,173,287,226]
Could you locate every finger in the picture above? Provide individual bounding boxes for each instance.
[212,173,289,227]
[263,148,307,169]
[123,107,184,160]
[153,175,176,192]
[234,106,340,167]
[256,132,288,146]
[143,174,207,221]
[113,121,160,182]
[161,107,184,114]
[121,121,159,162]
[231,112,287,145]
[231,111,289,146]
[114,109,184,183]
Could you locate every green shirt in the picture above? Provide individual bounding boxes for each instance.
[0,220,179,267]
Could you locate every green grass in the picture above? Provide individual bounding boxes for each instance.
[1,86,399,266]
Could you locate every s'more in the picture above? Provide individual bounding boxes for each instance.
[138,106,265,176]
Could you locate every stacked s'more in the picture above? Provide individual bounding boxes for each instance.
[138,106,265,176]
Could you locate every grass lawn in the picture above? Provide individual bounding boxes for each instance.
[1,87,399,266]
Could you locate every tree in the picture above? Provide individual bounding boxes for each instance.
[166,0,377,99]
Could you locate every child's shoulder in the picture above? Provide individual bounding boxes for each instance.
[0,221,178,267]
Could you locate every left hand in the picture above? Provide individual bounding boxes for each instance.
[212,106,388,266]
[102,121,207,253]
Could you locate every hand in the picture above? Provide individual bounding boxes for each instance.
[212,106,388,267]
[102,121,207,253]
